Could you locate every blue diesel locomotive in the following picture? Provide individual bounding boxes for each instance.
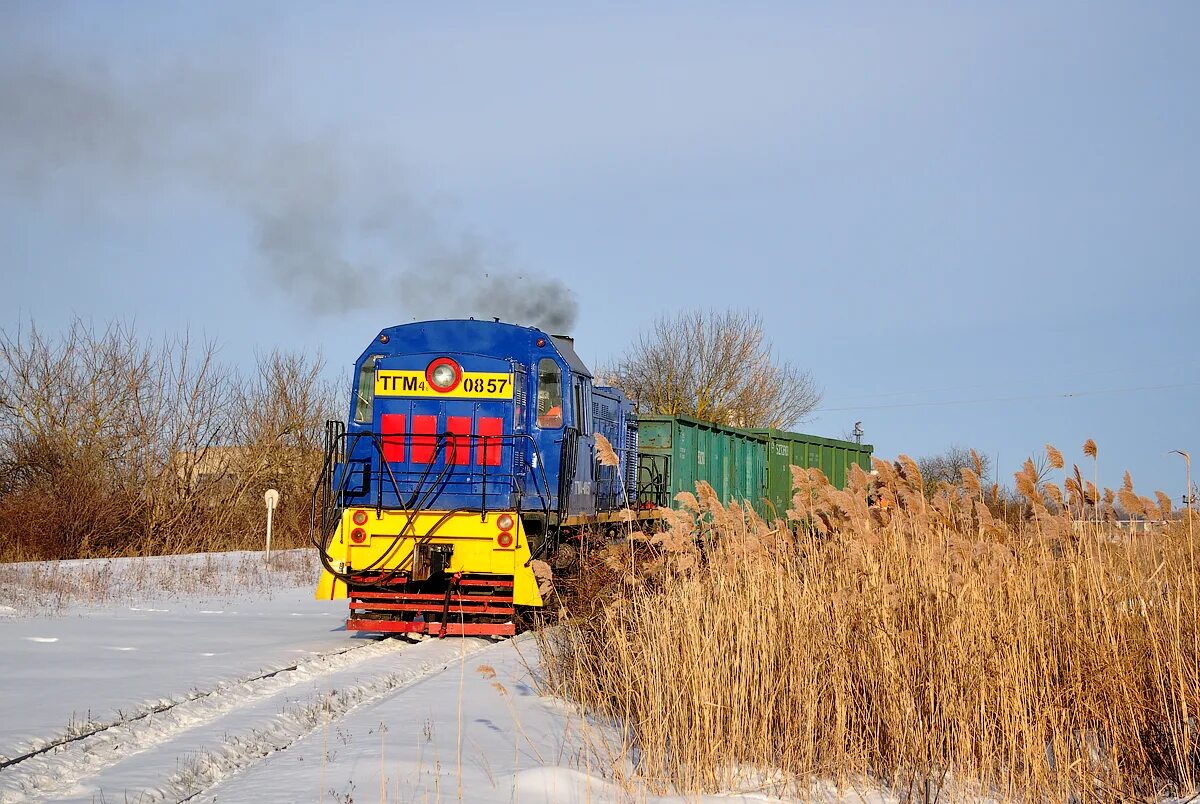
[313,319,640,636]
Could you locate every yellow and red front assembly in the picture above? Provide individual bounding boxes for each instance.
[316,508,542,637]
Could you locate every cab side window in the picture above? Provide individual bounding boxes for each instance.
[536,358,563,428]
[573,378,591,435]
[353,355,383,424]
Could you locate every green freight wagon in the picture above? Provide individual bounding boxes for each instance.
[633,414,874,519]
[635,415,768,512]
[748,429,874,520]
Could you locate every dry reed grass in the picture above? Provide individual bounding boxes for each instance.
[594,433,620,468]
[539,447,1200,801]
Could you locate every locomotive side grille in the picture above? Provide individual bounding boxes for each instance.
[514,379,526,408]
[593,399,615,423]
[513,442,525,477]
[512,363,526,485]
[624,420,639,497]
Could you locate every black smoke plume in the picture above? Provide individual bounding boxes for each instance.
[0,16,578,332]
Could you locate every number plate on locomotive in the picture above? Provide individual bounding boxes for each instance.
[375,371,514,399]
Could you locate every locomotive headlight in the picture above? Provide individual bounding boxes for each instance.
[426,358,462,392]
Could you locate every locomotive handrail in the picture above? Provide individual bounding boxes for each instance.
[342,429,554,521]
[311,421,341,553]
[521,426,579,566]
[309,428,424,557]
[310,433,469,586]
[636,453,672,508]
[309,428,555,561]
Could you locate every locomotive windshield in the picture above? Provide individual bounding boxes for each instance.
[536,358,563,428]
[353,355,383,423]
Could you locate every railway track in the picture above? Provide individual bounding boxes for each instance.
[0,636,491,802]
[0,639,381,773]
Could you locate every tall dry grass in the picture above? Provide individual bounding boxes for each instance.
[539,447,1200,801]
[0,319,338,561]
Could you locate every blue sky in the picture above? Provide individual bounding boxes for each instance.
[2,2,1197,497]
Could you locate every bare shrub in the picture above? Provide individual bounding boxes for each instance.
[604,308,821,428]
[540,452,1200,800]
[224,348,339,551]
[0,319,336,560]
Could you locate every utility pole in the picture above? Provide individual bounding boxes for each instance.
[1171,451,1192,543]
[1172,451,1193,512]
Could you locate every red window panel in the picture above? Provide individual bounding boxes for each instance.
[476,417,503,466]
[445,416,472,465]
[380,414,406,463]
[411,415,439,465]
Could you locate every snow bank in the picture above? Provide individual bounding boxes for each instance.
[0,549,315,613]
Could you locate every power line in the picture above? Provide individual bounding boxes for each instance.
[823,363,1199,405]
[814,381,1200,413]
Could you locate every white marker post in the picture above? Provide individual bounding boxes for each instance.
[264,489,280,562]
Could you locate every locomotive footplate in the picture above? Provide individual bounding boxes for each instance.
[346,576,516,637]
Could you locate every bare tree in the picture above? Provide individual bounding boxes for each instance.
[604,309,821,429]
[917,445,993,499]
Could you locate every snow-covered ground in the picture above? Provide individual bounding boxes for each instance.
[199,634,800,804]
[0,550,890,803]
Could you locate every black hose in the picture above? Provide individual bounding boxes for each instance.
[316,435,471,590]
[358,434,464,581]
[312,433,448,583]
[312,429,557,588]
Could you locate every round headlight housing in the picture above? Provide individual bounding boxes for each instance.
[496,514,514,532]
[425,358,462,392]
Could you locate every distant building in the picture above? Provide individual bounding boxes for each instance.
[170,446,253,489]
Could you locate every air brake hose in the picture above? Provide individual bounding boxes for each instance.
[353,435,453,575]
[437,572,462,638]
[359,435,463,581]
[318,435,470,589]
[314,434,450,583]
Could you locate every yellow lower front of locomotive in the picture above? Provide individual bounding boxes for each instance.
[314,509,543,608]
